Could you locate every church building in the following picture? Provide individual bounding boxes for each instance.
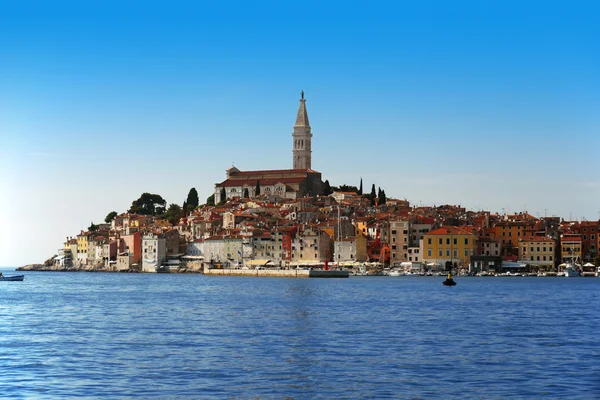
[214,92,323,203]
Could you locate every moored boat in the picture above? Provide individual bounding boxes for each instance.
[564,262,581,277]
[0,275,24,281]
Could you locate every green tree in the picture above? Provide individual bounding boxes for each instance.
[358,178,363,195]
[219,187,226,204]
[370,184,376,206]
[162,203,182,225]
[88,221,99,232]
[182,200,188,215]
[255,180,261,196]
[128,193,167,216]
[323,180,332,195]
[186,187,199,210]
[337,184,358,193]
[104,211,117,223]
[379,189,387,205]
[244,188,250,198]
[206,193,215,206]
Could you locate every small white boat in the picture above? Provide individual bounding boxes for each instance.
[388,270,401,277]
[564,262,581,277]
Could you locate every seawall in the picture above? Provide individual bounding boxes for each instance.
[204,267,349,278]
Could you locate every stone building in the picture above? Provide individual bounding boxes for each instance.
[214,92,323,203]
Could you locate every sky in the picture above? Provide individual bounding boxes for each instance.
[1,1,599,266]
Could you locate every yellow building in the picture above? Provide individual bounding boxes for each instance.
[353,217,368,237]
[76,232,89,255]
[422,226,476,268]
[561,235,582,262]
[518,237,555,269]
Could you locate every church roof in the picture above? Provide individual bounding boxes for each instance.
[217,176,307,187]
[229,168,320,176]
[295,93,310,128]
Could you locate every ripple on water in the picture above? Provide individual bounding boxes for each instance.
[1,271,600,398]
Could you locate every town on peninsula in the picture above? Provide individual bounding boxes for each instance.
[20,93,600,277]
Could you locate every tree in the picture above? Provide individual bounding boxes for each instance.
[186,188,199,210]
[162,203,182,225]
[358,178,363,195]
[370,184,376,206]
[323,180,332,195]
[380,189,387,205]
[219,187,226,204]
[104,211,117,223]
[377,187,387,206]
[206,193,215,206]
[255,180,261,196]
[244,188,250,198]
[128,193,167,216]
[88,221,99,232]
[337,184,358,193]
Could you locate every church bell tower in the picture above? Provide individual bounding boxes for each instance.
[292,91,312,170]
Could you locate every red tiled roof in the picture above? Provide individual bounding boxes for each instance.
[230,168,321,176]
[428,226,475,236]
[218,176,307,187]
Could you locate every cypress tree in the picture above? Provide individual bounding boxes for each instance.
[358,178,363,195]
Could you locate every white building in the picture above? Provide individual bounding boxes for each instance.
[142,234,166,273]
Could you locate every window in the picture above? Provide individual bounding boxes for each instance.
[428,238,432,245]
[439,238,442,245]
[446,238,450,245]
[464,250,469,257]
[446,250,450,257]
[428,249,432,257]
[438,250,442,257]
[454,238,457,245]
[464,238,468,245]
[391,230,397,234]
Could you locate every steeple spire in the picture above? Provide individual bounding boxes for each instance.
[292,91,312,169]
[295,90,310,128]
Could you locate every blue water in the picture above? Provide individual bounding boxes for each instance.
[1,268,599,399]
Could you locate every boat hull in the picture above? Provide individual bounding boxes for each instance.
[0,275,24,281]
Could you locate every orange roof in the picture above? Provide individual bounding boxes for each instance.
[428,226,475,236]
[230,168,321,176]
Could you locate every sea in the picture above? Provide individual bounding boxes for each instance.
[1,267,599,399]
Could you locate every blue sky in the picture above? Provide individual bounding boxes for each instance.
[1,1,599,266]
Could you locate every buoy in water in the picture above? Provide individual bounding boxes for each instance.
[443,272,456,286]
